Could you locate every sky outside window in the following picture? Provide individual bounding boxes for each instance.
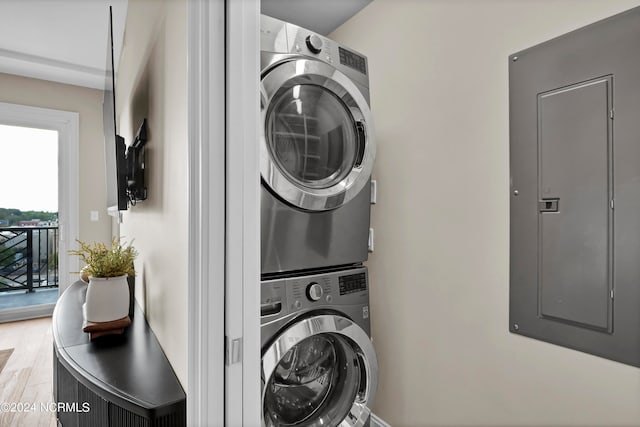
[0,124,58,213]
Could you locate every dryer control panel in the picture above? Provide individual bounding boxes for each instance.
[286,23,368,85]
[260,14,370,89]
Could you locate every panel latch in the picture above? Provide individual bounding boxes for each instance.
[225,336,243,365]
[539,198,559,213]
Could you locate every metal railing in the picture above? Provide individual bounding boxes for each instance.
[0,226,59,292]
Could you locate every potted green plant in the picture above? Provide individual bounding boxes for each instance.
[69,239,137,323]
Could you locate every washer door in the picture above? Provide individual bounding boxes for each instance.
[262,314,378,427]
[261,59,375,211]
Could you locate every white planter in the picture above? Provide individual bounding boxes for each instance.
[84,275,130,323]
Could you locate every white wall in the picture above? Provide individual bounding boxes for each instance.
[331,1,640,425]
[0,73,111,245]
[116,0,188,386]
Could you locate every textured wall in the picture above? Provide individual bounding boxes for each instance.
[331,1,640,425]
[116,0,188,387]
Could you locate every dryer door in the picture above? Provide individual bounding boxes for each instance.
[261,59,375,211]
[262,314,378,427]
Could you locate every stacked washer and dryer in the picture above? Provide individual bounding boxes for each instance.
[260,15,378,427]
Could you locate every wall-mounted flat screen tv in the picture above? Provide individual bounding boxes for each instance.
[104,5,128,213]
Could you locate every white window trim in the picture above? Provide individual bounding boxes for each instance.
[187,0,260,425]
[0,102,79,297]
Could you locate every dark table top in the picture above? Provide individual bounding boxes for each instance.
[52,281,185,416]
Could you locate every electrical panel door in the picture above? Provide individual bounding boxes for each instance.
[537,77,613,332]
[510,6,640,367]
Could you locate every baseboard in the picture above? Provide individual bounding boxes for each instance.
[371,413,391,427]
[0,303,54,323]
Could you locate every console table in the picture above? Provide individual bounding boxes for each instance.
[52,281,186,426]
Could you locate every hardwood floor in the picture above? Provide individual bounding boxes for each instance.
[0,317,56,427]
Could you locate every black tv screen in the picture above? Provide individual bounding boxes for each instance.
[104,5,128,212]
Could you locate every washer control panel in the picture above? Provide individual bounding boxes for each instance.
[339,272,367,295]
[260,266,372,338]
[269,267,369,313]
[306,282,324,301]
[260,281,285,318]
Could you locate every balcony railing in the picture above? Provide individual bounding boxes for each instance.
[0,226,59,293]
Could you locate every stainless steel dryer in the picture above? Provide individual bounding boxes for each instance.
[261,266,378,427]
[260,15,376,275]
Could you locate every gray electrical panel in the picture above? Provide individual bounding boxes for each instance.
[510,7,640,366]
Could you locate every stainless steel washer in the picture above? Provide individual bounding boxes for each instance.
[260,15,376,275]
[261,266,378,427]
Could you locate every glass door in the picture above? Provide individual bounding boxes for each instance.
[267,84,359,190]
[262,314,377,427]
[260,59,375,211]
[0,124,59,320]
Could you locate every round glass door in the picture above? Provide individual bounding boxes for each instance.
[262,315,377,427]
[266,84,358,190]
[260,59,376,211]
[264,334,361,425]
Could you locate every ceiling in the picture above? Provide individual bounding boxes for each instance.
[0,0,127,90]
[0,0,370,90]
[262,0,372,35]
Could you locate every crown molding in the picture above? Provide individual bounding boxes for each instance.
[0,48,105,89]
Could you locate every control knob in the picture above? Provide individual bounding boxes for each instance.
[306,282,323,301]
[306,34,323,54]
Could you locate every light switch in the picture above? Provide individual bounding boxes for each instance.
[90,211,99,222]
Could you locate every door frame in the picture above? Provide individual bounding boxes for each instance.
[187,0,260,425]
[225,0,261,425]
[0,102,79,321]
[186,0,225,424]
